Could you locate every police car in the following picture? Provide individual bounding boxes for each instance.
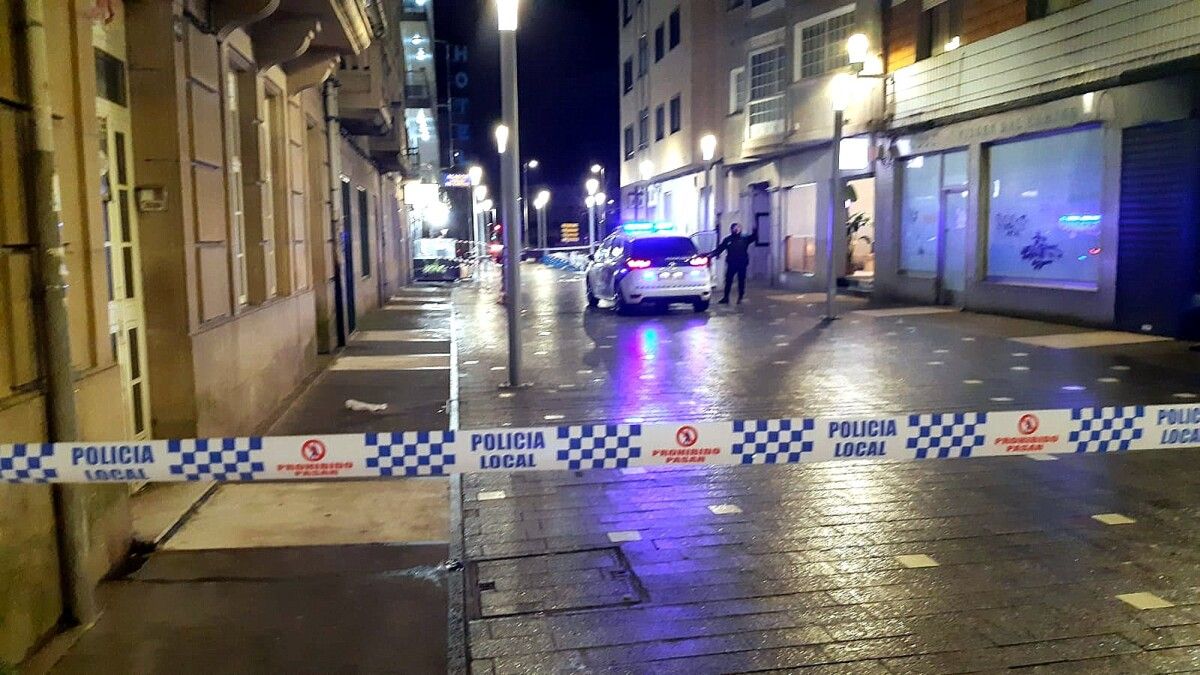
[585,222,712,313]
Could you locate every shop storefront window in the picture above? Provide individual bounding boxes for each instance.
[899,154,942,274]
[985,127,1103,286]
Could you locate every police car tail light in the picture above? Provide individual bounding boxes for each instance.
[689,256,709,267]
[627,258,652,269]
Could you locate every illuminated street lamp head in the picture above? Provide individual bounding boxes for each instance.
[527,159,539,169]
[639,159,654,181]
[591,164,603,174]
[830,72,856,113]
[480,198,494,212]
[585,178,599,196]
[584,195,595,208]
[537,189,550,204]
[468,165,483,186]
[497,0,519,31]
[699,134,718,162]
[594,191,607,205]
[847,33,870,68]
[473,185,488,201]
[494,124,510,154]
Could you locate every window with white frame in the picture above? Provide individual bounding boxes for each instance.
[747,44,787,138]
[729,67,746,114]
[797,6,854,80]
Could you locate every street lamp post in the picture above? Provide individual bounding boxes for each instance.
[496,0,523,385]
[534,189,550,250]
[699,134,718,233]
[585,177,599,254]
[826,73,853,321]
[521,159,538,252]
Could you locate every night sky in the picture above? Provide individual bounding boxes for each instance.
[434,0,618,234]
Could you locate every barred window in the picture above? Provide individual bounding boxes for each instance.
[797,8,854,80]
[747,45,787,138]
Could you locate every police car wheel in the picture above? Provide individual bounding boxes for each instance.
[693,299,710,313]
[585,282,599,308]
[614,283,632,315]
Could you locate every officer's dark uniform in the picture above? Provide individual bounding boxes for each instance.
[713,227,759,304]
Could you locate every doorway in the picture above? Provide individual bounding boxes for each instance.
[937,188,969,304]
[94,16,151,447]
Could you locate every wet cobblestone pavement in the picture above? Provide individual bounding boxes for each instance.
[455,265,1200,674]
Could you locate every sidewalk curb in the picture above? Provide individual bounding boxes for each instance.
[446,473,467,675]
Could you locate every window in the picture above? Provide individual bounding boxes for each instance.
[638,108,649,149]
[747,44,787,138]
[899,150,968,276]
[629,237,696,259]
[919,0,964,60]
[655,25,665,62]
[638,35,648,77]
[797,7,854,80]
[226,69,249,305]
[1028,0,1089,20]
[655,104,665,141]
[784,184,817,273]
[729,67,746,113]
[669,9,680,49]
[669,95,681,134]
[623,58,633,94]
[986,127,1103,286]
[623,0,632,25]
[624,125,635,160]
[899,154,943,275]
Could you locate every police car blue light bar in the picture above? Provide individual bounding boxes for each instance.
[622,221,675,234]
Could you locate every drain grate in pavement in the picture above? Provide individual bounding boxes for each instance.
[465,547,644,619]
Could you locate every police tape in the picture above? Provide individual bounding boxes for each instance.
[1,404,1198,484]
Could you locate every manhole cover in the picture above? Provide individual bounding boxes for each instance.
[465,547,644,619]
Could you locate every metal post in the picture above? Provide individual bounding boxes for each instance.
[20,0,98,627]
[825,110,844,320]
[538,205,547,250]
[520,164,529,254]
[500,29,523,386]
[587,204,597,254]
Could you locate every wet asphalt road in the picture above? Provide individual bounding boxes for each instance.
[456,264,1200,674]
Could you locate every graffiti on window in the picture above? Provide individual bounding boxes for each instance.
[1019,232,1064,271]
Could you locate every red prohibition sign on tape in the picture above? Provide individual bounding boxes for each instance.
[301,439,327,462]
[676,426,699,448]
[1018,414,1040,435]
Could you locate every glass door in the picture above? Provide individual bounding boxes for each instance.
[938,189,969,303]
[95,12,152,470]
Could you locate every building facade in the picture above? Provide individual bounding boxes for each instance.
[620,0,886,288]
[618,0,723,240]
[874,0,1200,337]
[0,0,438,664]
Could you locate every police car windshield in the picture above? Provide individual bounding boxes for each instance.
[628,237,696,259]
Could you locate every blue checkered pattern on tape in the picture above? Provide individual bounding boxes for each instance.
[366,431,457,477]
[907,413,987,459]
[731,419,815,464]
[168,438,265,481]
[1070,406,1145,453]
[0,444,57,484]
[556,424,641,470]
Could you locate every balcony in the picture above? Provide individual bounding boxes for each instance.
[338,46,393,136]
[890,0,1200,126]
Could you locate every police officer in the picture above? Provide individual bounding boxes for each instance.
[711,223,759,304]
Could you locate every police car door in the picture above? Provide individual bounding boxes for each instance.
[603,236,626,298]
